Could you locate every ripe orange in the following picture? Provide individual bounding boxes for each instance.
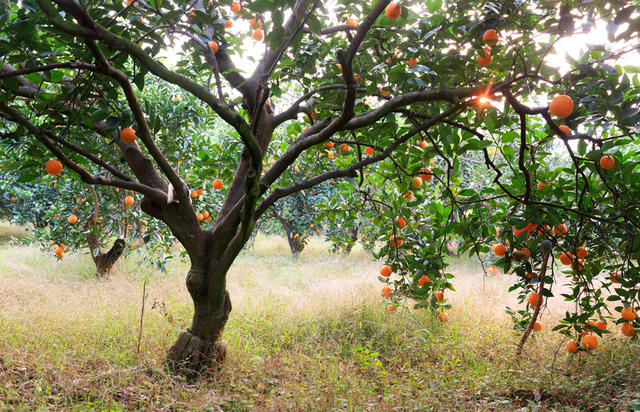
[549,95,573,118]
[250,18,262,29]
[365,146,375,155]
[325,141,335,149]
[385,3,401,19]
[418,275,431,286]
[252,29,264,41]
[493,243,507,256]
[417,140,428,148]
[403,191,414,201]
[621,307,637,321]
[576,247,588,259]
[208,40,219,53]
[560,252,573,266]
[407,58,418,67]
[380,265,392,277]
[381,286,392,297]
[54,246,63,255]
[191,191,198,198]
[213,179,223,190]
[581,335,597,350]
[483,29,499,46]
[419,167,433,182]
[345,18,357,27]
[124,195,134,206]
[553,224,568,236]
[595,320,607,330]
[411,176,423,188]
[46,159,63,175]
[380,88,389,97]
[557,125,571,138]
[68,214,78,224]
[437,313,448,322]
[599,155,615,170]
[528,292,543,307]
[389,235,402,247]
[621,322,635,337]
[477,48,492,66]
[339,144,350,152]
[396,216,406,227]
[514,248,530,260]
[224,19,232,28]
[195,188,204,196]
[513,226,528,238]
[537,181,544,190]
[387,304,397,312]
[434,291,444,302]
[231,2,241,13]
[120,127,137,143]
[567,341,578,353]
[533,322,542,332]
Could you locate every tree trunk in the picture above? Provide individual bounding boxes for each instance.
[166,263,232,380]
[343,225,359,255]
[85,216,125,277]
[273,211,304,255]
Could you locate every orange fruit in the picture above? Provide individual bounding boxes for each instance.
[407,58,418,67]
[45,159,63,175]
[381,286,392,297]
[493,243,507,256]
[224,19,232,28]
[250,18,262,29]
[528,292,543,307]
[514,248,530,260]
[621,307,637,321]
[549,95,573,118]
[403,191,414,201]
[120,127,137,143]
[434,291,444,302]
[195,188,204,196]
[385,3,401,19]
[213,179,223,190]
[560,252,573,266]
[581,335,597,350]
[231,2,241,13]
[533,322,542,332]
[417,140,428,148]
[252,29,264,41]
[191,191,198,198]
[418,275,431,286]
[437,313,448,322]
[477,48,492,66]
[54,246,63,255]
[621,322,635,337]
[567,341,578,353]
[325,141,335,149]
[411,176,423,188]
[576,247,588,259]
[197,213,204,221]
[483,29,499,46]
[419,167,433,182]
[387,304,397,312]
[513,226,528,238]
[537,181,544,190]
[339,144,350,152]
[345,18,357,27]
[557,125,571,138]
[380,88,389,97]
[68,214,78,224]
[609,273,621,284]
[389,235,402,247]
[208,40,219,53]
[380,265,392,277]
[365,146,375,155]
[595,320,607,330]
[553,224,568,236]
[396,216,406,227]
[124,195,135,206]
[599,155,615,170]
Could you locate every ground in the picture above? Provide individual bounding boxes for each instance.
[0,224,639,411]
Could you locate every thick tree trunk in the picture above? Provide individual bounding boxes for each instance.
[273,211,304,255]
[166,264,232,379]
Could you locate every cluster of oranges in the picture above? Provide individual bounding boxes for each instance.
[478,29,499,67]
[49,241,66,260]
[196,210,212,224]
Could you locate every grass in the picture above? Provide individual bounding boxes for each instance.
[1,229,639,410]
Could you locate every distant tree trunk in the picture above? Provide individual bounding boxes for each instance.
[343,224,359,255]
[85,225,125,277]
[272,211,304,255]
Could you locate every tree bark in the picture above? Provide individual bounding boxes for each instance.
[272,211,304,255]
[166,263,232,380]
[343,225,359,255]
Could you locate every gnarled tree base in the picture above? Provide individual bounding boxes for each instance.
[166,330,227,380]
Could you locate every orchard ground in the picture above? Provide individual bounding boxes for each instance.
[0,225,639,410]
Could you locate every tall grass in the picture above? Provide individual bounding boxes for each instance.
[1,232,639,410]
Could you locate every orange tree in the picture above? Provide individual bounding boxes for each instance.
[1,0,639,378]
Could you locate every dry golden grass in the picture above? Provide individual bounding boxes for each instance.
[1,233,639,410]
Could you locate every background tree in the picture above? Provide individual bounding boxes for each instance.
[1,0,639,379]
